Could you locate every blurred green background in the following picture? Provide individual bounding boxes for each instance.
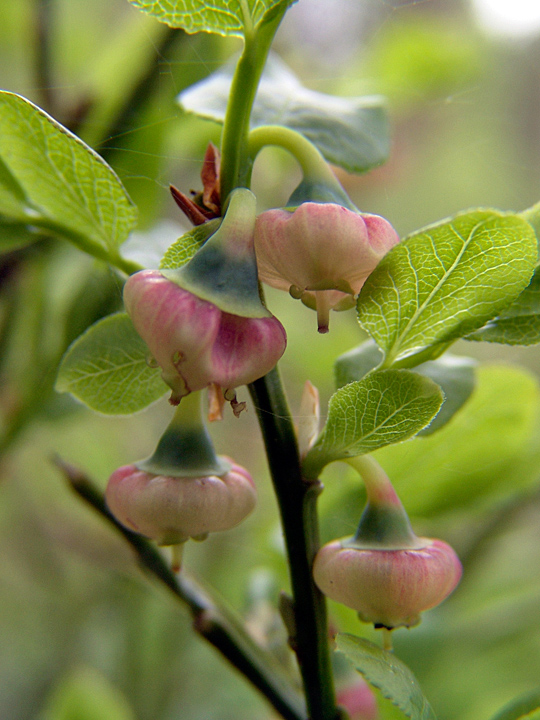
[2,1,540,719]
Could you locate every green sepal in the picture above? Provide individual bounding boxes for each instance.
[162,188,269,318]
[136,392,231,478]
[286,178,358,212]
[344,502,420,551]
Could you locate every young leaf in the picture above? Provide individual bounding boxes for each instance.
[334,340,476,436]
[488,690,540,720]
[127,0,296,37]
[357,210,538,365]
[56,313,166,415]
[336,634,438,720]
[179,54,389,173]
[466,266,540,345]
[375,364,540,516]
[0,92,137,254]
[302,369,443,478]
[159,220,219,270]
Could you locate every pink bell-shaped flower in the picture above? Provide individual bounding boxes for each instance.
[313,456,462,633]
[105,392,257,547]
[124,269,286,406]
[254,202,400,333]
[337,680,379,720]
[106,459,256,546]
[124,188,286,408]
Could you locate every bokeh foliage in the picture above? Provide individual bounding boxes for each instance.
[2,2,540,720]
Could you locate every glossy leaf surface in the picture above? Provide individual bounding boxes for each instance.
[357,210,537,365]
[303,369,443,477]
[127,0,296,37]
[56,313,166,415]
[337,634,438,720]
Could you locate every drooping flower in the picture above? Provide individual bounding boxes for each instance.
[105,459,256,546]
[254,202,400,332]
[105,392,256,548]
[313,536,462,630]
[313,456,462,632]
[124,188,286,408]
[337,680,379,720]
[124,269,286,407]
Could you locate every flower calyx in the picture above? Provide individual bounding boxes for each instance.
[124,189,286,408]
[164,187,268,319]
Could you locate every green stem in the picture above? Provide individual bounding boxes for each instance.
[219,12,287,202]
[247,125,350,201]
[249,368,339,720]
[55,457,306,720]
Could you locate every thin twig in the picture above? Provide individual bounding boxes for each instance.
[53,456,306,720]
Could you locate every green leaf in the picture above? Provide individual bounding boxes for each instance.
[179,54,389,173]
[357,210,538,365]
[127,0,296,37]
[159,219,219,269]
[0,91,137,253]
[56,313,167,415]
[334,340,476,436]
[466,266,540,345]
[302,369,443,478]
[336,634,438,720]
[375,364,540,516]
[489,690,540,720]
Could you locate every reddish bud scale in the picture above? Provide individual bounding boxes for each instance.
[105,458,256,546]
[313,537,462,629]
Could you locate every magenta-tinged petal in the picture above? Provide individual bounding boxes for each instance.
[254,203,400,326]
[337,681,379,720]
[210,312,287,389]
[105,459,257,545]
[124,269,221,401]
[124,269,286,403]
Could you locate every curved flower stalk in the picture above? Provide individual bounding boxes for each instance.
[254,202,400,333]
[313,456,462,638]
[105,392,257,551]
[124,189,286,409]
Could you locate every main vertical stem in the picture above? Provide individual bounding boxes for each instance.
[219,12,285,203]
[249,369,338,720]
